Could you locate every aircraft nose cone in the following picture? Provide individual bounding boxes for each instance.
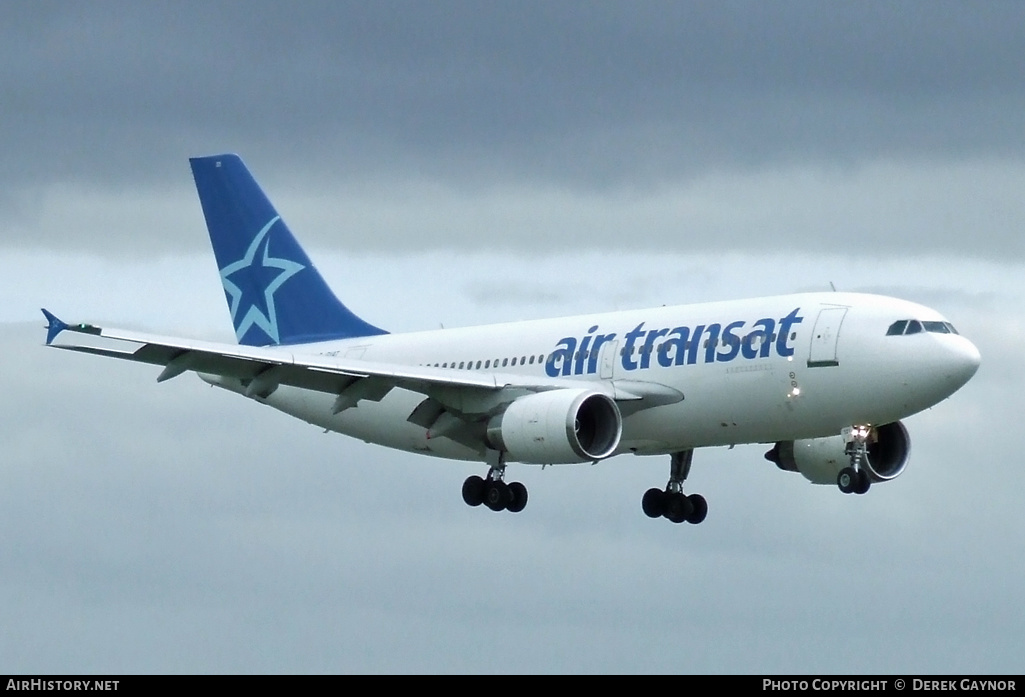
[950,336,981,387]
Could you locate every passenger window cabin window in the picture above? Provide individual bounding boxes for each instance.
[887,320,908,336]
[458,361,465,369]
[476,361,482,369]
[502,358,508,367]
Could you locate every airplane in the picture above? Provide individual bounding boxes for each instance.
[41,154,981,524]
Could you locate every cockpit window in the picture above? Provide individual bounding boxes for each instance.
[888,318,960,336]
[886,320,908,336]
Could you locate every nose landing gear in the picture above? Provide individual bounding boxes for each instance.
[837,425,872,495]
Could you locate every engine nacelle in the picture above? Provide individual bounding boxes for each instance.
[486,389,622,464]
[765,421,911,485]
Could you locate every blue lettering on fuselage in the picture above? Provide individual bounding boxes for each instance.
[544,308,804,377]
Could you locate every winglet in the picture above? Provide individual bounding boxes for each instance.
[41,308,69,345]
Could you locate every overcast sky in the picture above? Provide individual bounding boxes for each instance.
[2,1,1023,674]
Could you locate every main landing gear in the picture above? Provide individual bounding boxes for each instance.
[462,452,528,513]
[642,450,708,524]
[837,425,872,495]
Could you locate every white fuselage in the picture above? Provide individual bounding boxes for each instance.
[209,291,980,464]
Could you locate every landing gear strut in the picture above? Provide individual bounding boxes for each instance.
[837,425,872,495]
[462,451,528,513]
[642,450,708,524]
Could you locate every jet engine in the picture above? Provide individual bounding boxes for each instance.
[486,389,622,464]
[765,421,911,485]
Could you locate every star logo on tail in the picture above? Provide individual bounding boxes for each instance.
[219,216,305,344]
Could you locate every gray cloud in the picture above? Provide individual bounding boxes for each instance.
[3,2,1025,260]
[4,1,1025,189]
[9,157,1025,261]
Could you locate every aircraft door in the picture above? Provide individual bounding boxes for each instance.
[807,307,847,368]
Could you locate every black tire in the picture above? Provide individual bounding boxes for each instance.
[855,470,871,495]
[837,467,857,494]
[642,488,666,518]
[664,492,693,524]
[462,475,486,507]
[484,480,509,511]
[686,494,708,524]
[507,482,528,513]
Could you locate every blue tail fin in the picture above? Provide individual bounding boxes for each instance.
[189,154,387,346]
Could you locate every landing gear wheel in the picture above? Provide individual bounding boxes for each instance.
[642,488,666,518]
[686,494,708,524]
[646,450,708,525]
[506,482,528,513]
[664,492,693,524]
[484,480,509,511]
[462,475,486,506]
[854,470,871,495]
[837,467,858,494]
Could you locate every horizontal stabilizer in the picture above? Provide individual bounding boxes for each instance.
[41,308,68,345]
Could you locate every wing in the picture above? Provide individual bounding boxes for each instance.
[41,309,683,424]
